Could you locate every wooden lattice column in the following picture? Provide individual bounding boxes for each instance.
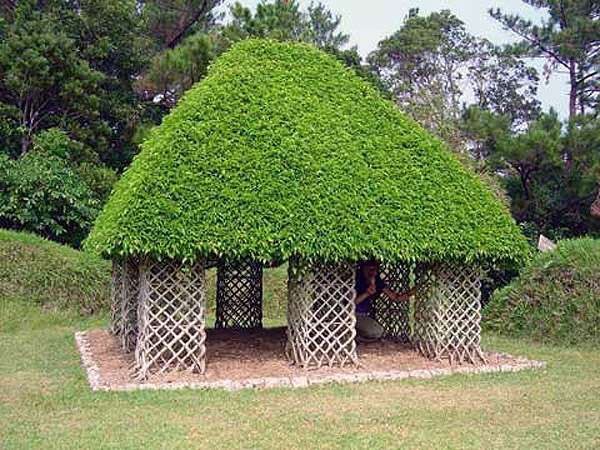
[135,258,207,379]
[413,262,485,364]
[372,261,411,341]
[120,258,139,353]
[286,258,358,368]
[109,259,124,336]
[215,258,263,329]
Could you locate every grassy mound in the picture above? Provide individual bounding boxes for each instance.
[0,229,110,314]
[484,238,600,344]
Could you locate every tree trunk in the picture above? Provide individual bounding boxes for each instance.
[20,129,32,157]
[565,59,578,173]
[519,167,531,200]
[568,59,578,121]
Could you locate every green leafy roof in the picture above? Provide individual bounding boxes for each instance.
[85,39,529,265]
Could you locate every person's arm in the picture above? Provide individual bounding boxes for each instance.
[382,286,416,301]
[354,282,376,305]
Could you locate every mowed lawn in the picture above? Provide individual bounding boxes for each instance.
[0,251,597,450]
[0,304,598,450]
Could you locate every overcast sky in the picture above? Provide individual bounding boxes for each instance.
[228,0,569,118]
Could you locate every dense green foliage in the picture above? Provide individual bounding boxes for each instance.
[0,11,98,157]
[0,229,109,314]
[0,129,117,247]
[1,1,598,254]
[0,0,145,167]
[0,153,101,247]
[0,1,142,244]
[464,109,600,239]
[86,40,528,264]
[485,238,600,344]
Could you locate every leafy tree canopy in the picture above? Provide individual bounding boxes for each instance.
[0,0,146,170]
[0,13,100,156]
[490,0,600,118]
[369,8,541,147]
[465,108,600,238]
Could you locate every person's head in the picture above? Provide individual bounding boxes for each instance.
[359,259,381,279]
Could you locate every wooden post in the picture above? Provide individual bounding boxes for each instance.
[135,258,207,379]
[413,263,485,364]
[286,258,358,368]
[120,258,139,353]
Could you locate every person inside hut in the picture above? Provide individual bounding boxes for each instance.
[354,259,414,341]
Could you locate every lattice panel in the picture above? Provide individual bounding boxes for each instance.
[372,262,411,341]
[109,259,124,336]
[135,259,206,379]
[413,262,485,364]
[120,258,139,353]
[286,258,358,369]
[413,262,436,357]
[215,258,263,329]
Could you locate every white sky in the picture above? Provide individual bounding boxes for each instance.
[226,0,570,118]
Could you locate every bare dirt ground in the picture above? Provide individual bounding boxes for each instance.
[82,328,529,390]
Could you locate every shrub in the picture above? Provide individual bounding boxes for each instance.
[484,238,600,344]
[0,152,100,247]
[78,162,118,203]
[33,128,118,202]
[32,128,91,162]
[0,103,21,158]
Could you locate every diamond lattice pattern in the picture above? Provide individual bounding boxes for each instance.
[120,258,139,353]
[135,259,206,378]
[286,259,358,368]
[372,262,412,341]
[413,263,484,364]
[215,258,263,329]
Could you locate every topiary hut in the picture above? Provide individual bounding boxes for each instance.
[86,40,528,379]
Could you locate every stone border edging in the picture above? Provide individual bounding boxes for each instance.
[75,331,546,392]
[75,331,102,391]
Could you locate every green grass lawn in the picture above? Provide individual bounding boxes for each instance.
[1,301,599,450]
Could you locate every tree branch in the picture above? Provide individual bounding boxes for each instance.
[166,1,215,49]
